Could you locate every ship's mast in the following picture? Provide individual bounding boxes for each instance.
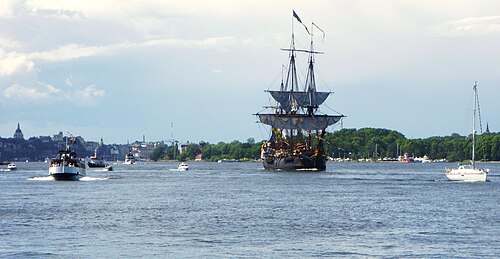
[304,24,317,116]
[472,82,477,168]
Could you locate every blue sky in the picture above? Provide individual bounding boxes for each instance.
[1,0,499,144]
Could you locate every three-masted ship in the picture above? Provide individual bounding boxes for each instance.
[256,13,344,171]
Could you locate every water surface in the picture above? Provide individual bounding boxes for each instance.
[1,162,499,257]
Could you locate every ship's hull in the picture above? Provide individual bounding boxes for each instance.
[124,159,135,165]
[87,158,105,168]
[445,168,487,182]
[49,166,86,181]
[262,154,326,171]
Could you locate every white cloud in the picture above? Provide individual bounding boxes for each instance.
[3,83,60,100]
[78,85,106,98]
[2,82,107,105]
[434,16,500,37]
[212,69,222,73]
[28,44,107,62]
[0,37,22,49]
[65,76,73,86]
[0,49,34,76]
[25,36,235,63]
[30,8,86,20]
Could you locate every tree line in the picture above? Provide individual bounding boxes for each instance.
[148,128,500,162]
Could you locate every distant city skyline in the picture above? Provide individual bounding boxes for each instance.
[1,1,500,143]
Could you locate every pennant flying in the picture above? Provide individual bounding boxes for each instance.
[292,10,311,35]
[292,10,303,23]
[312,22,326,41]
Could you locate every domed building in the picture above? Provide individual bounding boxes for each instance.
[14,123,24,140]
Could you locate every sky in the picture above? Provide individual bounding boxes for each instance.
[1,0,499,144]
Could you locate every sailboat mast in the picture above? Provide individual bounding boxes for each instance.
[472,82,477,167]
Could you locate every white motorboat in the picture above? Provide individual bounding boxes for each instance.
[7,163,17,170]
[49,146,86,180]
[445,82,488,182]
[178,162,189,171]
[103,164,113,171]
[124,151,135,164]
[87,148,106,168]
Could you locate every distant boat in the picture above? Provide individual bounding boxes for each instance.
[7,163,17,170]
[124,151,135,164]
[87,154,106,168]
[177,162,189,171]
[49,146,86,181]
[103,164,113,171]
[398,152,414,163]
[217,159,238,163]
[414,155,431,163]
[445,82,488,182]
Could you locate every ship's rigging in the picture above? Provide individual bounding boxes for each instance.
[255,11,344,171]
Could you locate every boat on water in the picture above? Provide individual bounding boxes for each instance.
[445,82,488,182]
[398,152,415,163]
[255,11,344,171]
[414,155,431,163]
[49,146,86,180]
[87,149,106,168]
[103,164,113,171]
[124,151,135,164]
[7,163,17,170]
[177,162,189,171]
[217,159,238,163]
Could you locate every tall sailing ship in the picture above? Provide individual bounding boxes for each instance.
[256,12,344,171]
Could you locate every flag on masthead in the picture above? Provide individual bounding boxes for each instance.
[292,10,311,35]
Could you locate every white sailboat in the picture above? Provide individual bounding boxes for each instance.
[445,82,488,182]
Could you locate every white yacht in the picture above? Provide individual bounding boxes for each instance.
[49,146,86,180]
[445,164,487,182]
[445,82,488,182]
[124,151,135,164]
[7,163,17,170]
[177,162,189,171]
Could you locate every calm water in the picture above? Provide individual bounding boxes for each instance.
[1,161,499,258]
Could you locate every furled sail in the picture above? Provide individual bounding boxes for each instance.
[257,114,342,130]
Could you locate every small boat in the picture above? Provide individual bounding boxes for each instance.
[124,151,135,164]
[445,82,488,182]
[49,146,86,181]
[217,159,238,163]
[398,152,414,163]
[414,155,432,163]
[7,163,17,170]
[87,148,106,168]
[177,162,189,171]
[103,164,113,171]
[446,164,487,182]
